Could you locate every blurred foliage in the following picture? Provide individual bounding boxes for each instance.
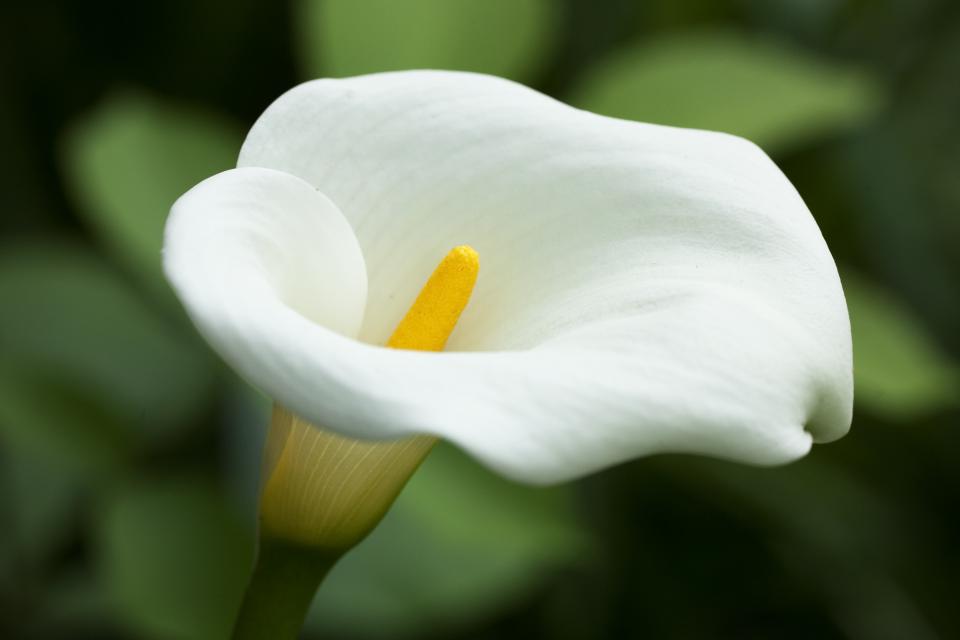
[844,269,959,419]
[569,29,882,151]
[95,474,253,640]
[308,444,586,638]
[298,0,560,81]
[0,243,217,475]
[62,94,242,298]
[1,0,958,639]
[0,450,79,575]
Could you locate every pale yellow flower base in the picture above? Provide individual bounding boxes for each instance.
[232,246,479,639]
[259,407,437,549]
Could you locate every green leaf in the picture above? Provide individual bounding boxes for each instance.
[62,93,241,294]
[306,443,587,638]
[0,365,133,474]
[297,0,560,82]
[667,457,904,560]
[4,451,81,563]
[662,457,938,640]
[0,242,217,468]
[0,450,82,594]
[843,270,959,419]
[221,384,272,517]
[569,30,883,151]
[31,570,116,638]
[96,474,253,640]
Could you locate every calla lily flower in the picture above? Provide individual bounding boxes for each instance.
[164,70,853,487]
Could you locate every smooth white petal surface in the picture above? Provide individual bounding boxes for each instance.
[165,71,853,484]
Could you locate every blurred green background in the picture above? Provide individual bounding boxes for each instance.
[1,1,958,638]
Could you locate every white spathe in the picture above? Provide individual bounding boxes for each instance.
[164,70,853,485]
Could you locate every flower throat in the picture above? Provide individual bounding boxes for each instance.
[258,245,479,549]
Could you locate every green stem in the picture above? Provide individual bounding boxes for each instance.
[231,536,342,640]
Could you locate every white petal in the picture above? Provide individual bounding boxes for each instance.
[164,166,368,395]
[169,71,853,484]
